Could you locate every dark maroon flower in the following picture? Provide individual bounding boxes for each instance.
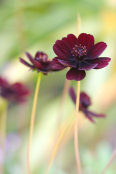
[53,33,111,81]
[20,51,65,75]
[69,87,105,123]
[0,77,30,103]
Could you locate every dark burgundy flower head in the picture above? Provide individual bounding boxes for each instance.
[20,51,64,75]
[0,77,30,103]
[53,33,111,81]
[69,87,105,123]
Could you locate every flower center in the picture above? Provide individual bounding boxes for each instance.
[71,44,87,62]
[36,55,48,62]
[35,53,49,63]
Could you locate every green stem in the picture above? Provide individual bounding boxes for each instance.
[74,81,82,174]
[101,146,116,174]
[44,110,75,174]
[27,73,42,174]
[0,99,8,174]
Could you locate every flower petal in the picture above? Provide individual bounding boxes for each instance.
[35,51,48,59]
[0,77,8,87]
[25,52,35,64]
[87,42,107,59]
[53,40,72,59]
[80,92,91,107]
[79,60,98,70]
[33,60,42,69]
[69,87,76,104]
[62,34,77,49]
[83,110,95,123]
[87,111,106,118]
[58,59,77,68]
[52,63,66,70]
[78,33,94,52]
[67,34,77,48]
[86,57,111,69]
[66,68,86,81]
[20,58,34,68]
[50,58,66,70]
[25,52,44,69]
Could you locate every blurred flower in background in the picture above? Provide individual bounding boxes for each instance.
[0,77,30,103]
[0,146,3,166]
[69,87,105,123]
[5,133,21,155]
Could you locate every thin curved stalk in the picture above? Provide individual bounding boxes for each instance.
[27,73,42,174]
[101,147,116,174]
[74,81,82,174]
[0,100,8,174]
[44,110,75,174]
[74,14,82,174]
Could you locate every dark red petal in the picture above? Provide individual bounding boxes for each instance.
[50,59,65,70]
[78,33,94,51]
[62,37,72,49]
[83,110,95,123]
[12,83,29,95]
[25,52,35,64]
[66,68,86,81]
[62,34,77,49]
[67,34,77,48]
[33,60,42,69]
[58,59,77,68]
[0,77,8,87]
[53,40,72,59]
[20,58,34,68]
[80,92,91,107]
[86,57,111,69]
[86,116,95,123]
[35,51,48,59]
[56,40,72,53]
[69,87,76,104]
[52,57,58,62]
[11,83,30,103]
[87,42,107,59]
[79,60,98,70]
[88,111,106,118]
[52,57,66,70]
[52,63,66,70]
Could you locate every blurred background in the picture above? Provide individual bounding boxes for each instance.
[0,0,116,173]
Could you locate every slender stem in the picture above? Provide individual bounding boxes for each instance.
[44,110,75,174]
[74,14,82,174]
[57,13,81,132]
[27,73,42,174]
[74,81,82,174]
[0,100,8,174]
[44,70,71,174]
[101,147,116,174]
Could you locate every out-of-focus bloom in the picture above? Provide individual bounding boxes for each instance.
[6,133,21,154]
[0,146,3,165]
[0,77,30,103]
[53,33,111,81]
[20,51,65,75]
[69,87,105,123]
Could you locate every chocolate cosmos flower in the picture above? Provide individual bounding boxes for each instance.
[53,33,111,81]
[0,77,30,103]
[20,51,65,75]
[69,87,105,123]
